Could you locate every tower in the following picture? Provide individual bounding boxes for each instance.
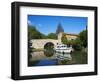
[56,23,64,44]
[58,32,63,44]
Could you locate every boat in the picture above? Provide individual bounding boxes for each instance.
[54,44,73,53]
[54,52,72,61]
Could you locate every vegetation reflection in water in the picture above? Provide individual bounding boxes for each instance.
[28,49,87,66]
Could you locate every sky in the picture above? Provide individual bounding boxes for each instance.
[28,15,88,35]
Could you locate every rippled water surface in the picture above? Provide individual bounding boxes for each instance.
[28,51,87,66]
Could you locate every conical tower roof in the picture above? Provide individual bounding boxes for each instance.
[56,23,64,34]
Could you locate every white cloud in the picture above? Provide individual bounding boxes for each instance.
[28,20,32,25]
[38,24,42,27]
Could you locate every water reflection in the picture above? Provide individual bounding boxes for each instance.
[29,50,72,66]
[44,50,54,57]
[54,52,72,65]
[54,52,72,61]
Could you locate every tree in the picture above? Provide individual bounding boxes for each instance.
[41,34,47,39]
[28,25,43,39]
[72,38,82,50]
[47,33,57,39]
[56,23,64,34]
[74,38,81,45]
[79,29,87,48]
[61,33,68,44]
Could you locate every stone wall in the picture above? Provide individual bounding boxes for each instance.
[30,39,58,49]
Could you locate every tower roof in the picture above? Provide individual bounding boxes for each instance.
[56,23,64,34]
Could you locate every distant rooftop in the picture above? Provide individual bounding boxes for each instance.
[65,33,78,36]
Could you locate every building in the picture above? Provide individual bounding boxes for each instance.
[56,24,78,43]
[65,33,78,40]
[57,32,78,44]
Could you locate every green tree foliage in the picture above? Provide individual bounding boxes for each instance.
[41,34,47,39]
[61,33,68,44]
[47,33,57,39]
[28,25,46,39]
[79,30,87,48]
[28,25,57,39]
[74,38,81,45]
[72,38,82,50]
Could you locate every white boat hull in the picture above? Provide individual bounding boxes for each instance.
[55,49,72,53]
[54,44,73,53]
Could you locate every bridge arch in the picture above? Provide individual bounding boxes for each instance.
[30,39,58,49]
[44,42,54,49]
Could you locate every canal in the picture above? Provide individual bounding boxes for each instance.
[28,50,87,66]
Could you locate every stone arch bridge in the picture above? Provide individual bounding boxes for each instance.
[30,39,59,49]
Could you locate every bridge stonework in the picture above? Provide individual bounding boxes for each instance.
[30,39,59,49]
[30,33,77,49]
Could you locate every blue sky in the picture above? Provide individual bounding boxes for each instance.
[28,15,87,35]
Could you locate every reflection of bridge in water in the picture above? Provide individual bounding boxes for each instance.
[30,51,72,61]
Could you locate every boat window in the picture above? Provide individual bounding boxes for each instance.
[57,46,60,48]
[67,44,71,47]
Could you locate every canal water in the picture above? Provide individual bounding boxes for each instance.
[28,50,87,66]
